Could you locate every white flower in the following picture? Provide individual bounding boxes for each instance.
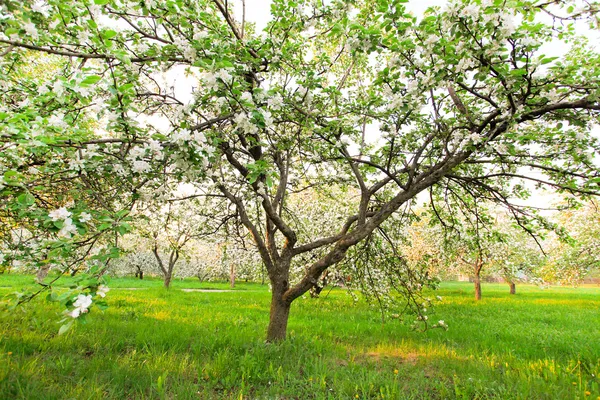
[241,92,254,104]
[96,285,109,298]
[132,160,151,173]
[463,4,479,19]
[49,207,71,221]
[79,212,92,223]
[193,130,206,144]
[260,109,274,127]
[68,294,93,318]
[58,218,78,238]
[52,80,65,97]
[494,142,508,153]
[69,157,85,171]
[48,19,60,30]
[172,129,191,144]
[234,112,257,134]
[193,30,208,41]
[267,94,283,110]
[128,146,146,160]
[114,163,126,176]
[77,29,90,43]
[182,43,196,61]
[24,22,39,39]
[202,72,218,90]
[148,139,163,153]
[48,114,68,130]
[31,3,51,17]
[0,251,4,264]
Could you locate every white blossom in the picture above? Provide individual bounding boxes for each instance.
[193,30,209,41]
[58,218,78,238]
[68,294,93,318]
[31,3,50,17]
[201,72,218,90]
[49,207,71,221]
[172,128,191,144]
[24,22,39,39]
[241,92,254,104]
[52,80,65,97]
[132,160,151,173]
[267,93,284,110]
[79,212,92,223]
[96,285,109,298]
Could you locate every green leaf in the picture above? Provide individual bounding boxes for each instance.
[94,0,110,5]
[17,192,35,206]
[58,320,74,335]
[102,30,118,40]
[81,75,102,85]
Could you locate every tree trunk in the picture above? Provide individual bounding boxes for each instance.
[266,260,292,342]
[266,291,291,342]
[509,281,516,295]
[474,271,482,301]
[230,262,235,288]
[164,273,172,288]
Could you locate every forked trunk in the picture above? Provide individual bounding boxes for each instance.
[266,291,291,342]
[509,281,516,295]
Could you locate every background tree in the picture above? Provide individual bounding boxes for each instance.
[542,200,600,284]
[134,193,233,288]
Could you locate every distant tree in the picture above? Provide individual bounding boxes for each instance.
[544,201,600,284]
[134,195,233,288]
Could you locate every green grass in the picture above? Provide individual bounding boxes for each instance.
[0,273,262,290]
[0,276,599,399]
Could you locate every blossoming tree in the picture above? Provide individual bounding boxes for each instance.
[1,0,600,340]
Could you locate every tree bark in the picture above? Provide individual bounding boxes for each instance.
[473,257,484,300]
[473,264,482,301]
[266,260,292,342]
[266,291,291,342]
[230,261,235,288]
[474,275,482,300]
[164,273,172,288]
[509,281,516,295]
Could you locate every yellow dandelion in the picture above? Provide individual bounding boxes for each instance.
[7,352,12,355]
[393,369,399,375]
[584,391,590,396]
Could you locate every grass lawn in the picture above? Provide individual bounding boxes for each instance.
[0,275,599,399]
